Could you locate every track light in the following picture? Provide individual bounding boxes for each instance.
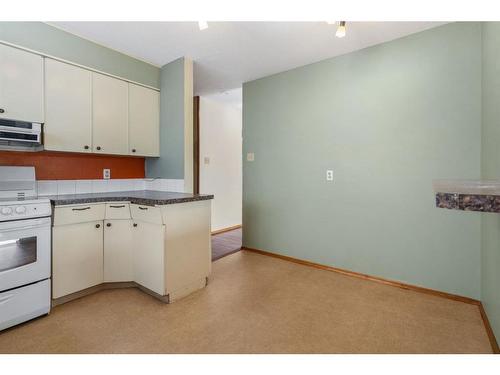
[198,21,208,31]
[336,21,346,38]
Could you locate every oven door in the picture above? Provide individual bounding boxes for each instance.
[0,217,51,292]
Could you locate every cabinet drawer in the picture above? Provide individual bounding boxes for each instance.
[53,203,105,226]
[130,204,163,225]
[105,203,131,219]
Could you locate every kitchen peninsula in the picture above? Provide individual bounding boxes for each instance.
[46,190,214,306]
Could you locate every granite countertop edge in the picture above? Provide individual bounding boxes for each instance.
[43,190,214,207]
[435,192,500,213]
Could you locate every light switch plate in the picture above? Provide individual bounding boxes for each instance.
[326,170,333,181]
[247,153,255,162]
[103,169,111,179]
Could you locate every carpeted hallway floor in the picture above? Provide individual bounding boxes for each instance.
[0,250,492,353]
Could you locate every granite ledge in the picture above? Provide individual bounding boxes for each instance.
[43,190,214,207]
[435,192,500,213]
[434,179,500,213]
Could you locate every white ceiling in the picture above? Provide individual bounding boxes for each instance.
[50,22,446,95]
[203,88,243,110]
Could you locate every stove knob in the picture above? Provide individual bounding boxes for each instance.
[1,207,13,215]
[15,206,26,214]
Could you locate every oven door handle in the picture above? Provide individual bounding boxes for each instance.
[0,222,49,232]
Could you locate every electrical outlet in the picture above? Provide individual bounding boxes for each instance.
[103,169,111,179]
[326,170,333,181]
[204,156,210,165]
[247,153,255,162]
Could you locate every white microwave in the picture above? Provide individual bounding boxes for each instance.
[0,119,43,151]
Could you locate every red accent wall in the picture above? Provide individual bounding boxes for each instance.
[0,151,145,180]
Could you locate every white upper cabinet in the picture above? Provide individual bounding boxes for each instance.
[92,73,129,155]
[44,59,92,153]
[1,43,160,156]
[128,83,160,157]
[0,43,43,123]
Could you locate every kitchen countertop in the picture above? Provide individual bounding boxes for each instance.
[43,190,214,207]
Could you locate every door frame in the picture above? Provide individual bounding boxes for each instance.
[193,96,200,194]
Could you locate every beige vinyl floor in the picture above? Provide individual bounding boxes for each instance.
[0,250,492,353]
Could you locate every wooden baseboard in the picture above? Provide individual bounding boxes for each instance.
[479,302,500,354]
[211,225,242,235]
[243,246,500,354]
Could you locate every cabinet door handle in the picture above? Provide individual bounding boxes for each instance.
[84,145,89,150]
[138,206,148,210]
[72,207,91,211]
[0,109,5,114]
[96,146,101,151]
[133,223,138,227]
[95,223,101,228]
[109,205,125,208]
[132,149,136,153]
[106,223,111,227]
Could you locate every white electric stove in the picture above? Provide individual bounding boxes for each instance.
[0,166,52,331]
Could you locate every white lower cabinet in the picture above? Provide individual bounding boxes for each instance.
[103,219,134,282]
[132,220,165,295]
[52,201,211,302]
[52,221,104,299]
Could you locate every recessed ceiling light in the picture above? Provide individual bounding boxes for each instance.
[198,21,208,31]
[336,21,346,38]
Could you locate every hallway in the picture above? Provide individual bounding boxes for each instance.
[212,228,242,261]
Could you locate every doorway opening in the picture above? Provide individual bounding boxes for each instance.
[193,89,243,261]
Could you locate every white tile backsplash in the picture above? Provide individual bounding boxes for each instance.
[91,179,109,193]
[35,178,185,195]
[75,180,92,194]
[57,180,76,195]
[107,179,122,192]
[143,179,152,190]
[37,181,58,196]
[171,179,185,193]
[148,179,162,191]
[133,179,146,191]
[118,179,135,192]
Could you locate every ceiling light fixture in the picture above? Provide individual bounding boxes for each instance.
[198,21,208,31]
[336,21,346,38]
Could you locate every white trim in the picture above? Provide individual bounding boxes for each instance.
[44,22,163,69]
[0,39,160,92]
[183,57,194,194]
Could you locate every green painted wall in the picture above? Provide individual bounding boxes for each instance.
[481,22,500,339]
[146,58,185,179]
[0,22,160,88]
[243,22,482,298]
